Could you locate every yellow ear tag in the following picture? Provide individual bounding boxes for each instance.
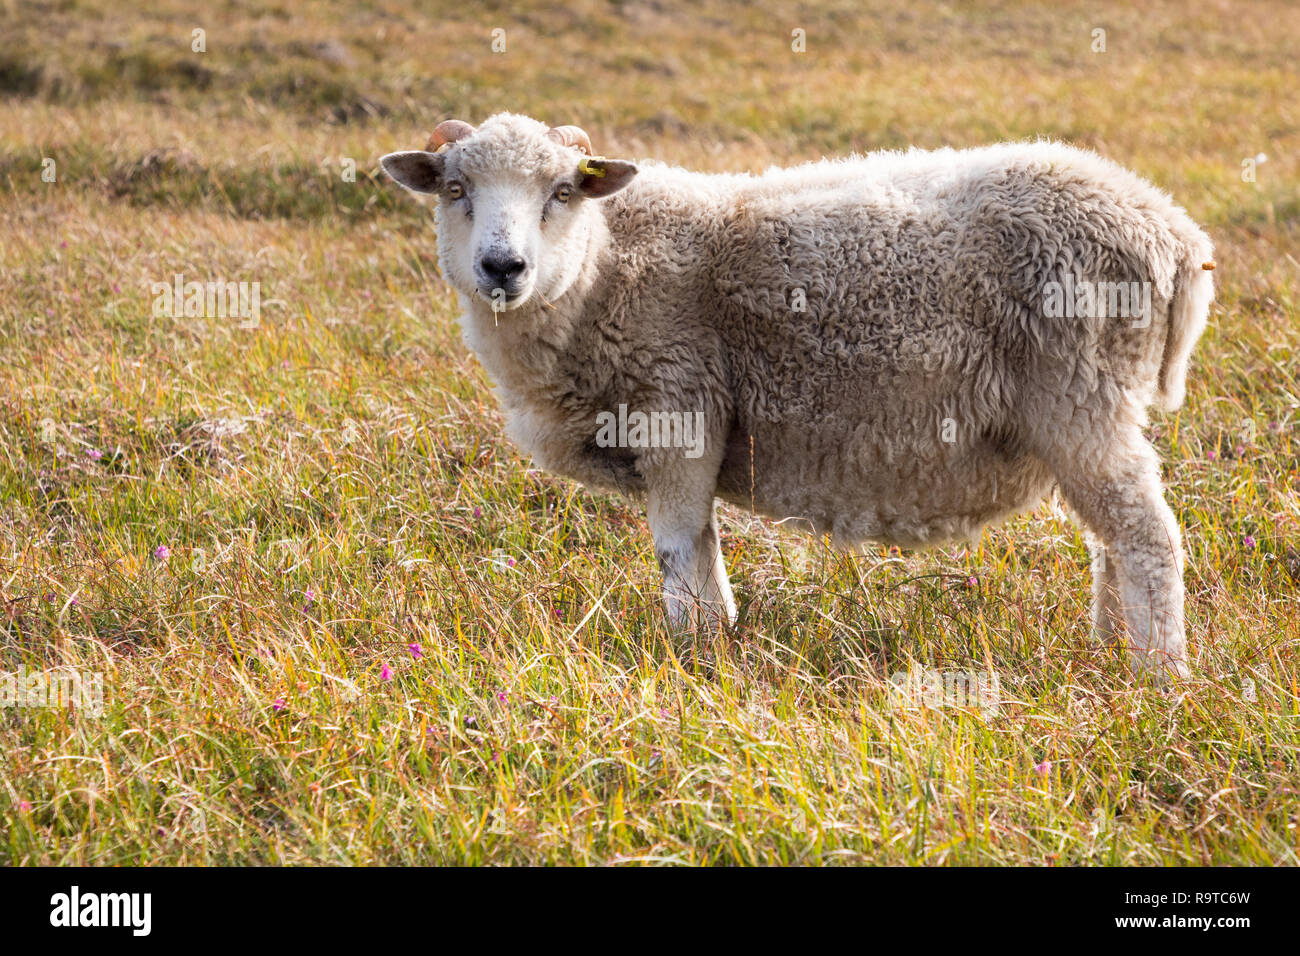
[578,156,607,178]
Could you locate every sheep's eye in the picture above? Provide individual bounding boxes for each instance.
[447,182,464,200]
[554,184,572,203]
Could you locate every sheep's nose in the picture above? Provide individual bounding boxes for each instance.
[479,252,527,288]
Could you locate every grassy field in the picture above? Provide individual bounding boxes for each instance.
[1,0,1298,865]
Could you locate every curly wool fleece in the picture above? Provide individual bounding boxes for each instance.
[383,114,1214,680]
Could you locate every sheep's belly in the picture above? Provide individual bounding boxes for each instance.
[715,420,1054,549]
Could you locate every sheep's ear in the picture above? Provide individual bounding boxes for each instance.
[380,150,445,193]
[577,158,638,198]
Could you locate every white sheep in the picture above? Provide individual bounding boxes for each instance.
[381,113,1214,680]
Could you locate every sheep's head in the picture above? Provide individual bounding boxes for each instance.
[380,113,638,312]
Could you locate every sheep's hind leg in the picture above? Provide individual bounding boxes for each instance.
[1055,436,1189,680]
[1086,531,1123,646]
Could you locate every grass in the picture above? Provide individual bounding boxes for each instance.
[1,0,1298,865]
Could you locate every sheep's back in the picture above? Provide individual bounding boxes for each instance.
[704,144,1193,447]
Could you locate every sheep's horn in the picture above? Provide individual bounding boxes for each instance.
[547,125,593,155]
[426,119,476,152]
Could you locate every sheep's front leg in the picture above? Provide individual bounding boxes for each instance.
[646,462,736,630]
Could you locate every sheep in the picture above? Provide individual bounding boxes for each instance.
[380,113,1214,681]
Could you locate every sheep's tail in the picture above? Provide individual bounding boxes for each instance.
[1156,234,1215,412]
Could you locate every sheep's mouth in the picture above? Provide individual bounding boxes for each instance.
[474,283,533,310]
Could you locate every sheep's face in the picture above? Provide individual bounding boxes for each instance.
[381,114,638,312]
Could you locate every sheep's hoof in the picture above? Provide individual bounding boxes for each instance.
[1128,648,1192,684]
[664,598,734,633]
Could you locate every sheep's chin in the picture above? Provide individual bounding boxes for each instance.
[496,292,533,312]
